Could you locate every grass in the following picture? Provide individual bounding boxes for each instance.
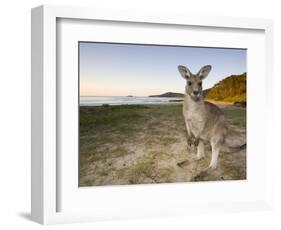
[222,107,246,128]
[79,104,184,158]
[128,151,173,184]
[79,103,246,186]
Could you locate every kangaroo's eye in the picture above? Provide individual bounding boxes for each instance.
[198,81,202,87]
[188,81,192,86]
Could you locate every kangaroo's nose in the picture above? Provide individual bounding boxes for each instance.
[193,91,199,95]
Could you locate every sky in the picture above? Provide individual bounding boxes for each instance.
[79,42,246,97]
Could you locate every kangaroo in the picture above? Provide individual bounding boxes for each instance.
[177,65,246,171]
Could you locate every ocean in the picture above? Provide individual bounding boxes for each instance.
[80,96,183,106]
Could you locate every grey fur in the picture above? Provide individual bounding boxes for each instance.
[177,65,246,170]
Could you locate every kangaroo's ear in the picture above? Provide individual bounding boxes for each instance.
[178,65,191,79]
[198,65,212,80]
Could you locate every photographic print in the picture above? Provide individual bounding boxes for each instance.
[79,42,246,186]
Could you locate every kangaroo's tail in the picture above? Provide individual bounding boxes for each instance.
[221,143,246,153]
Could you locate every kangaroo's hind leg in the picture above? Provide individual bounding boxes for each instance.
[196,140,205,160]
[191,139,220,181]
[184,120,193,147]
[208,139,223,170]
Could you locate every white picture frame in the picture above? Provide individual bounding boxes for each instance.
[31,5,274,225]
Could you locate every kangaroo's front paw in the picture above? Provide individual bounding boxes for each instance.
[193,138,199,147]
[187,136,193,146]
[187,136,198,146]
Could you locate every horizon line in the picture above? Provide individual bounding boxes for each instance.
[80,72,247,97]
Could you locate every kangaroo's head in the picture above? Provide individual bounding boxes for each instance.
[177,65,212,101]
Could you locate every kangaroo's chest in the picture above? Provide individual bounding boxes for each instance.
[183,103,206,136]
[186,110,205,129]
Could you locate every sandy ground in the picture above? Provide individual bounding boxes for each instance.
[79,104,246,186]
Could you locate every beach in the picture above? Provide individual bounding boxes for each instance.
[79,103,246,186]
